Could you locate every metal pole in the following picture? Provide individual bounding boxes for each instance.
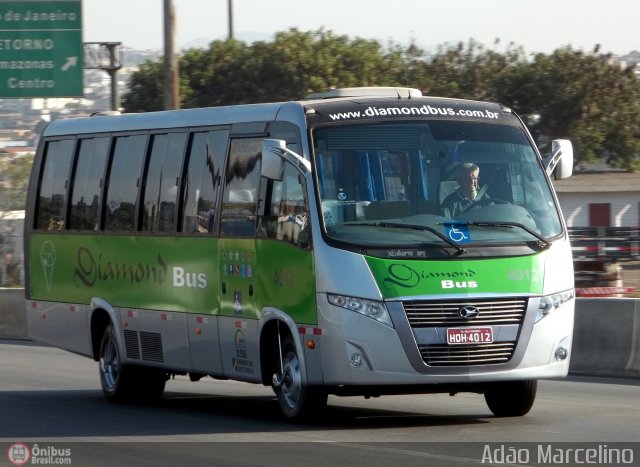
[228,0,234,39]
[83,42,122,111]
[109,70,119,111]
[163,0,180,109]
[106,43,120,111]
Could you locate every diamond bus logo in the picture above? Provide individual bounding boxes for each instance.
[7,443,30,465]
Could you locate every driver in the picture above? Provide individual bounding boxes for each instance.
[441,162,491,218]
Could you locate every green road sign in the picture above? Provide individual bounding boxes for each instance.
[0,0,83,98]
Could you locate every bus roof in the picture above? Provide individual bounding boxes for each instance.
[41,101,297,137]
[41,90,518,138]
[307,87,423,99]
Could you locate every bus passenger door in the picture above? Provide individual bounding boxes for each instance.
[255,162,317,329]
[218,137,262,381]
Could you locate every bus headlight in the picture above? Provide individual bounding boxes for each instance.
[536,289,574,323]
[327,294,393,328]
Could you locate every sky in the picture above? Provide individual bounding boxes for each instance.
[82,0,637,56]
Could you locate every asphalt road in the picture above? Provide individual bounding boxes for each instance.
[1,339,639,466]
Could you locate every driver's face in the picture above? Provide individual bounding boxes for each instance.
[458,169,479,199]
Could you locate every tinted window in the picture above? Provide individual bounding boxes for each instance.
[261,162,311,248]
[141,132,187,232]
[219,138,261,237]
[104,135,147,232]
[69,137,109,231]
[36,139,74,230]
[182,129,228,234]
[268,121,302,154]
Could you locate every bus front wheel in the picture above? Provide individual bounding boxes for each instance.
[274,335,327,420]
[484,379,537,417]
[98,324,166,403]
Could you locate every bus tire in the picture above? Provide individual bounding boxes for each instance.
[274,335,327,420]
[484,379,537,417]
[98,324,166,403]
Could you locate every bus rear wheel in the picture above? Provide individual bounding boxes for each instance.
[484,379,537,417]
[274,335,327,420]
[99,324,166,403]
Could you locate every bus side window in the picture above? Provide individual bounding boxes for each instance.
[219,138,262,237]
[182,129,228,234]
[104,135,147,232]
[36,139,75,231]
[141,132,187,233]
[263,163,310,248]
[69,137,109,231]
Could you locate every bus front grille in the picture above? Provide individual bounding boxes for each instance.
[402,298,527,366]
[403,298,527,327]
[419,342,516,366]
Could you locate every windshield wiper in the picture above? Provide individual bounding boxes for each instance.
[463,221,551,250]
[343,222,467,256]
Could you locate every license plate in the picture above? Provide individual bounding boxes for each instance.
[446,327,493,345]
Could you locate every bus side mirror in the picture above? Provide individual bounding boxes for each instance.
[262,139,285,181]
[545,139,573,180]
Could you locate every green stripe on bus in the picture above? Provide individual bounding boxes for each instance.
[29,234,317,323]
[365,254,545,298]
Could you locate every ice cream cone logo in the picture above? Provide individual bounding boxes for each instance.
[40,241,57,292]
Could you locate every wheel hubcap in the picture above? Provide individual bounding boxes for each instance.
[280,352,302,409]
[100,336,119,391]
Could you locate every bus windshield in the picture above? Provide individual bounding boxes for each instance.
[312,121,563,251]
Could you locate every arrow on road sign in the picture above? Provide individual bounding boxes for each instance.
[61,57,78,71]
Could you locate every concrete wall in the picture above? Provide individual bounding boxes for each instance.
[0,288,27,339]
[569,298,640,377]
[1,289,639,378]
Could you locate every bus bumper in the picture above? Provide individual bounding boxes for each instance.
[314,294,573,388]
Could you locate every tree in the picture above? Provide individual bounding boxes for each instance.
[123,29,409,111]
[181,39,255,107]
[0,154,33,286]
[416,39,526,100]
[492,46,640,170]
[0,154,33,212]
[122,60,165,112]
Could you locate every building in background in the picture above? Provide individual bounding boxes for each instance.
[554,172,640,295]
[554,171,640,228]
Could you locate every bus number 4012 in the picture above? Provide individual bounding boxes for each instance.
[273,268,295,288]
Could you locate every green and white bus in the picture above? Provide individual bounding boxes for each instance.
[25,87,575,419]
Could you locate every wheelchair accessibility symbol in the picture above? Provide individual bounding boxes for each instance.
[445,223,471,243]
